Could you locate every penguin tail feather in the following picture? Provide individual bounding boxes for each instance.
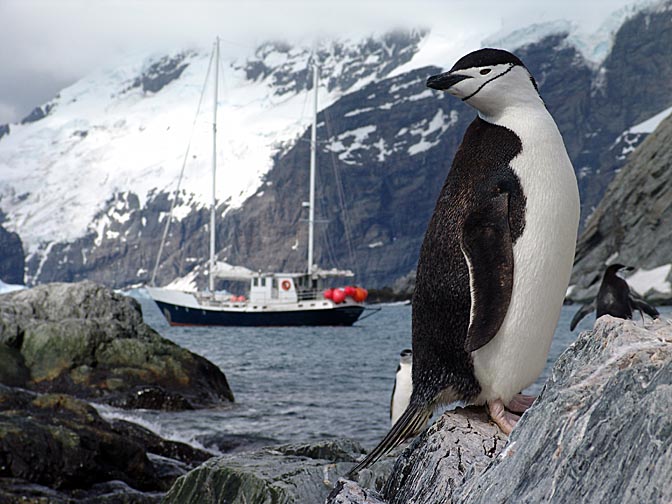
[346,402,431,478]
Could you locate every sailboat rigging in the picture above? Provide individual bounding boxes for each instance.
[146,38,369,326]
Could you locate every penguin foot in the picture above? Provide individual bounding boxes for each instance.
[487,399,520,435]
[506,393,536,414]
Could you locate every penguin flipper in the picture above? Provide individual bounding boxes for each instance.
[460,192,514,353]
[629,295,659,319]
[570,302,595,331]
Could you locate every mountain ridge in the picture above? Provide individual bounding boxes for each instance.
[1,1,672,290]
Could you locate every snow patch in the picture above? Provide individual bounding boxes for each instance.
[0,280,25,294]
[627,264,672,296]
[326,125,377,165]
[407,109,458,156]
[630,105,672,134]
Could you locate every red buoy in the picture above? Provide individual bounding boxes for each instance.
[353,287,366,303]
[344,286,356,298]
[332,288,346,304]
[323,288,334,300]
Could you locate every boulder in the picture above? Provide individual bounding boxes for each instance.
[163,438,397,504]
[0,281,234,409]
[328,317,672,503]
[0,384,213,503]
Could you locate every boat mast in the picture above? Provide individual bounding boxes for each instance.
[307,61,318,274]
[209,37,219,292]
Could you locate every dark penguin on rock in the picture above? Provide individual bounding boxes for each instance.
[348,48,580,475]
[570,264,660,330]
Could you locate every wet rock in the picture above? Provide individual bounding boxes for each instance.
[195,432,278,454]
[0,384,213,503]
[0,281,234,409]
[110,419,212,465]
[0,385,160,492]
[163,438,395,504]
[108,385,194,411]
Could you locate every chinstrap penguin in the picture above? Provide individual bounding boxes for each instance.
[570,264,659,330]
[349,48,580,475]
[390,349,413,427]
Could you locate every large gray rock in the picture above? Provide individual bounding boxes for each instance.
[0,281,234,409]
[163,439,396,504]
[456,317,672,504]
[328,317,672,503]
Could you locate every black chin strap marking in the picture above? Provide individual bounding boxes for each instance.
[461,63,515,102]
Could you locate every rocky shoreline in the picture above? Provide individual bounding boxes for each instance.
[0,281,234,502]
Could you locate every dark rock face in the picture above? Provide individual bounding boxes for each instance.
[0,385,159,491]
[327,317,672,504]
[0,385,211,503]
[0,223,24,285]
[131,53,192,94]
[0,124,8,141]
[0,280,234,409]
[20,103,55,124]
[163,439,396,504]
[570,111,672,302]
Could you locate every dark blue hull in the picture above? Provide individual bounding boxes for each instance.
[154,300,365,327]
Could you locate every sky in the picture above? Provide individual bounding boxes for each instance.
[0,0,645,124]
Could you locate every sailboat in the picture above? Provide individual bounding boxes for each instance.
[146,38,369,327]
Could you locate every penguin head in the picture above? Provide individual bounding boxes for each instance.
[426,48,540,115]
[399,348,413,365]
[605,263,634,277]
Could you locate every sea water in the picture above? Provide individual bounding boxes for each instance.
[99,295,668,453]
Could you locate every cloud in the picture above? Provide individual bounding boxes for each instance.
[0,0,642,123]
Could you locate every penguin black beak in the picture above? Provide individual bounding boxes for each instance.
[426,71,472,90]
[621,266,635,272]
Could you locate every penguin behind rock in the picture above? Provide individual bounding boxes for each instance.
[348,48,580,475]
[570,264,660,330]
[390,349,413,427]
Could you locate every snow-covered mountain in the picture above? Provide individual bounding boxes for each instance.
[1,1,672,290]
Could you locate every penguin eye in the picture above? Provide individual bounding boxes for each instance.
[480,68,491,75]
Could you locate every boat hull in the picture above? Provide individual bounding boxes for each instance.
[153,299,365,327]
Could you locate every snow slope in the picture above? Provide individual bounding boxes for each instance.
[0,34,422,256]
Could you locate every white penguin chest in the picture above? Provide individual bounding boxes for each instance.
[391,363,413,426]
[472,109,580,404]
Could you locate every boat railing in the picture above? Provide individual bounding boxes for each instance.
[297,289,321,301]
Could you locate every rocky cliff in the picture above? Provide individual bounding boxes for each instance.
[569,107,672,303]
